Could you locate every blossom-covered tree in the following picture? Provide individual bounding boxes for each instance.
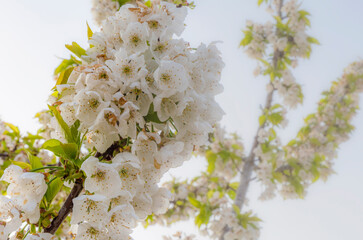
[0,0,362,240]
[146,0,363,239]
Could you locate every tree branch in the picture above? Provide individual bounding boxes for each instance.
[44,178,83,234]
[219,1,284,239]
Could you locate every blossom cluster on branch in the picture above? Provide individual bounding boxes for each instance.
[91,0,196,26]
[149,0,363,240]
[0,0,223,239]
[0,0,362,239]
[148,127,261,239]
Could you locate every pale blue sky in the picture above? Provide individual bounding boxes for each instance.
[0,0,363,239]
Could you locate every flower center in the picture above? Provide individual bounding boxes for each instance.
[104,112,118,126]
[154,43,165,53]
[146,75,154,83]
[86,199,96,213]
[99,71,108,80]
[148,20,159,29]
[88,98,100,109]
[131,35,141,46]
[120,168,128,178]
[92,169,106,181]
[87,227,99,235]
[122,65,133,76]
[161,73,171,82]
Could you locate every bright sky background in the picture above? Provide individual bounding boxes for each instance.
[1,0,363,239]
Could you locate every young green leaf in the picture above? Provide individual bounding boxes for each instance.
[48,105,74,143]
[45,178,63,204]
[206,150,217,174]
[42,139,78,160]
[86,22,93,40]
[65,42,86,59]
[26,151,44,170]
[55,67,74,87]
[10,160,31,170]
[188,196,202,208]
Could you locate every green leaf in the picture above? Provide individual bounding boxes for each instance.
[48,105,74,143]
[310,165,320,183]
[144,103,165,124]
[65,42,86,59]
[289,177,304,198]
[113,0,132,7]
[70,120,81,145]
[218,150,230,162]
[299,10,311,26]
[26,151,43,170]
[86,22,93,40]
[207,190,215,199]
[144,0,152,7]
[176,200,184,206]
[257,0,265,6]
[188,196,201,208]
[54,56,80,75]
[206,150,217,174]
[240,30,253,47]
[45,178,63,203]
[195,205,212,228]
[42,139,78,160]
[229,182,239,190]
[270,104,282,111]
[267,112,283,125]
[232,204,240,214]
[227,189,236,200]
[274,16,288,31]
[10,160,31,170]
[286,139,297,147]
[55,67,74,87]
[259,115,266,126]
[4,123,20,137]
[307,36,320,45]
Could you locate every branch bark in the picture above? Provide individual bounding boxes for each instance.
[44,178,83,234]
[219,1,284,239]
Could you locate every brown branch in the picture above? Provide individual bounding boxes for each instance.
[44,178,83,234]
[94,142,121,161]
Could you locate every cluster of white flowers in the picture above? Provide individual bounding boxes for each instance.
[0,165,47,238]
[46,1,224,239]
[0,116,54,174]
[243,21,273,59]
[208,206,260,240]
[239,0,317,200]
[245,0,314,109]
[255,61,363,200]
[92,0,120,26]
[281,0,311,58]
[0,124,16,158]
[282,61,363,194]
[205,125,244,181]
[153,127,261,239]
[245,0,310,61]
[272,69,302,108]
[254,127,284,200]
